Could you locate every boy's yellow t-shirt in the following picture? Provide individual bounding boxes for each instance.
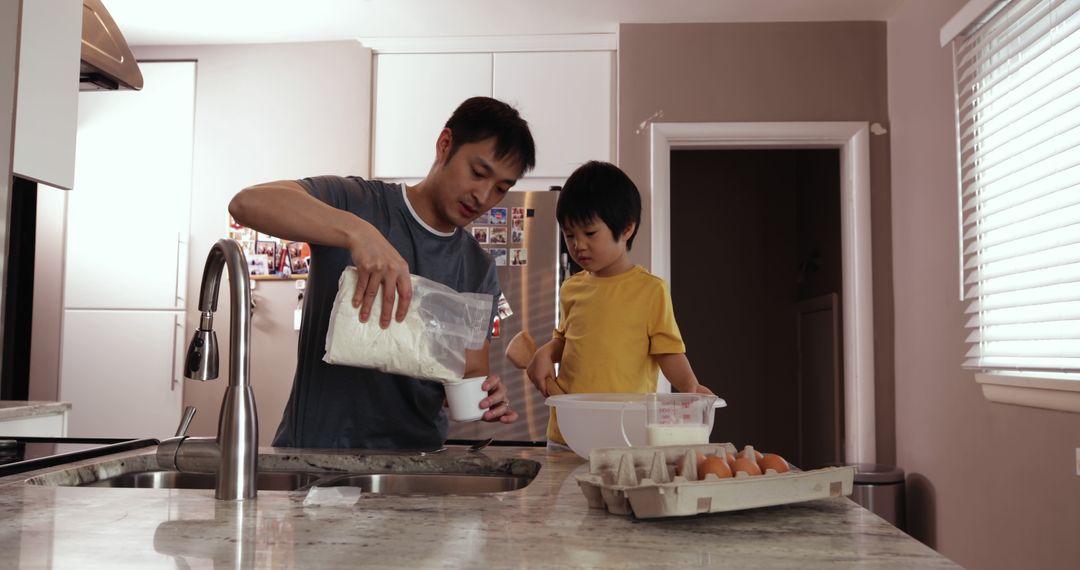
[547,265,685,444]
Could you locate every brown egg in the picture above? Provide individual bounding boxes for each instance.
[731,455,762,476]
[724,453,738,470]
[698,455,732,480]
[759,453,790,474]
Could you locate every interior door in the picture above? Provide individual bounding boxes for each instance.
[669,149,842,464]
[796,294,843,468]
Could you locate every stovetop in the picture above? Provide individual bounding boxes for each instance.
[0,436,159,477]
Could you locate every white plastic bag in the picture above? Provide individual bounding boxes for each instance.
[323,267,493,383]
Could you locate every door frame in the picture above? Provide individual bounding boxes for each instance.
[650,121,875,464]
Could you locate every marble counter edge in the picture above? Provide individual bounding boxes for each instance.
[0,400,72,421]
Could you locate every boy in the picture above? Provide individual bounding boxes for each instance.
[229,97,534,450]
[526,161,712,446]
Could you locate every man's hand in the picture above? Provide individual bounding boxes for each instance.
[478,374,518,423]
[346,225,412,328]
[229,180,413,329]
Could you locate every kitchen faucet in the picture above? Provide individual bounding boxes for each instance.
[157,238,258,500]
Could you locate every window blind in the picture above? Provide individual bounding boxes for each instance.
[955,0,1080,374]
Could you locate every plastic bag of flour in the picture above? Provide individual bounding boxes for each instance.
[323,267,493,383]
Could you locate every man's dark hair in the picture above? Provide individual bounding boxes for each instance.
[556,161,642,250]
[444,97,536,176]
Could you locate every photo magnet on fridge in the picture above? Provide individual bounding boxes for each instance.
[472,227,489,244]
[255,240,278,274]
[491,248,508,266]
[510,247,528,266]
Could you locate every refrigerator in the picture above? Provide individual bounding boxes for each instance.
[448,190,570,443]
[58,62,195,439]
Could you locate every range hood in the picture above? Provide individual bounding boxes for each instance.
[80,0,142,91]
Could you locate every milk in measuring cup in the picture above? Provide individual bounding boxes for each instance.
[643,393,717,446]
[645,424,710,446]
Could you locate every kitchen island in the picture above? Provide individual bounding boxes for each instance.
[0,445,958,568]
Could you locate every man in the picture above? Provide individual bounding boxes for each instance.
[228,97,534,450]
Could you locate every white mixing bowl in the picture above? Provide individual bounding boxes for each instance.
[545,393,727,458]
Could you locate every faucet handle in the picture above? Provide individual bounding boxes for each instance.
[175,406,197,437]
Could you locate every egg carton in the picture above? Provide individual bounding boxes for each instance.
[575,443,856,519]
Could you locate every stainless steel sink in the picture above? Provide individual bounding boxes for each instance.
[34,452,542,494]
[76,470,534,494]
[83,470,325,491]
[314,473,532,495]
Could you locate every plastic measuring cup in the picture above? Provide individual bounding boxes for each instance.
[620,393,718,446]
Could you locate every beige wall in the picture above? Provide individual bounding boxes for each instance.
[888,2,1080,569]
[618,22,896,463]
[129,42,372,443]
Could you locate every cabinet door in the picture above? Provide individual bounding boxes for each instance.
[493,51,613,178]
[65,62,195,310]
[59,310,185,439]
[13,0,82,189]
[373,53,492,178]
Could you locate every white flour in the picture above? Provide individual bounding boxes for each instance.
[323,268,489,383]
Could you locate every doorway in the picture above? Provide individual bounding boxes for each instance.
[650,122,876,464]
[670,148,841,467]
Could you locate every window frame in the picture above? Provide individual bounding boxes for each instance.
[946,0,1080,413]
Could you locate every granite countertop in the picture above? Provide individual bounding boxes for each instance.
[0,445,959,569]
[0,400,71,421]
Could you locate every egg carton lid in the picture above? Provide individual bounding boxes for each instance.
[576,443,856,519]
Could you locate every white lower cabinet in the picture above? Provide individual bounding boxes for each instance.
[0,412,68,437]
[60,310,185,439]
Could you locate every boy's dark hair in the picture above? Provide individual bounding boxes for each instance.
[444,97,536,176]
[556,161,642,250]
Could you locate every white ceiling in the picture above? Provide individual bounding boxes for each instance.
[105,0,908,47]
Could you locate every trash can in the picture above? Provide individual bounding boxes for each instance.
[848,463,906,531]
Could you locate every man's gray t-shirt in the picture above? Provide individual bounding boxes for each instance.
[271,175,500,450]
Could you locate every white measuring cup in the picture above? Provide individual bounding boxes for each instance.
[619,393,718,447]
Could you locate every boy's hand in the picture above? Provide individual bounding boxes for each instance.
[526,354,557,397]
[692,384,715,396]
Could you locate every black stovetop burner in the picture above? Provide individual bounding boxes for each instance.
[0,436,159,477]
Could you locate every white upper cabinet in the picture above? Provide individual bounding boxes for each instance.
[65,62,195,310]
[372,49,613,180]
[493,51,613,178]
[13,0,81,190]
[373,53,493,178]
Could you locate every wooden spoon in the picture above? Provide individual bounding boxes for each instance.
[505,330,537,369]
[505,330,567,395]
